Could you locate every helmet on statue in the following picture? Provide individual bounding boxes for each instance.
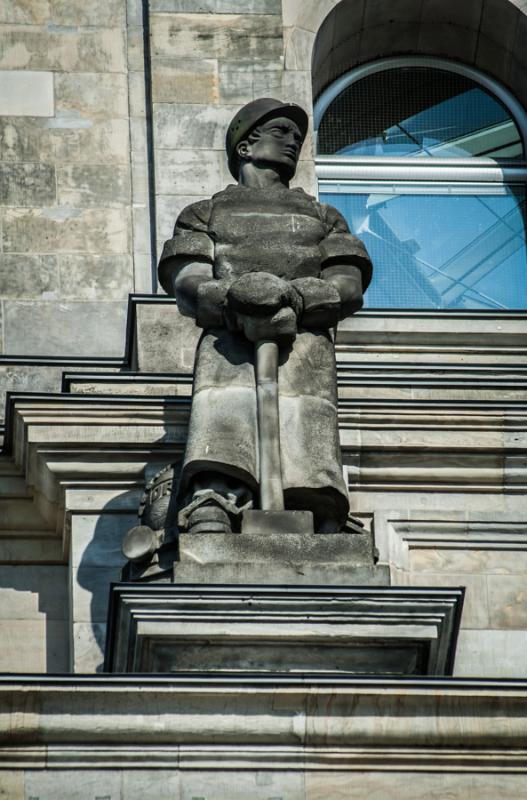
[226,97,309,180]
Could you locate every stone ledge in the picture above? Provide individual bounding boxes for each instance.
[1,675,527,770]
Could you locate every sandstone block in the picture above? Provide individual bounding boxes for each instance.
[151,13,282,61]
[49,118,130,165]
[57,163,131,207]
[55,73,128,118]
[2,206,131,254]
[152,0,281,11]
[0,27,126,73]
[0,162,55,206]
[154,149,224,196]
[50,0,126,27]
[0,255,59,299]
[4,300,128,357]
[0,70,53,116]
[152,58,218,104]
[154,103,236,150]
[58,254,133,300]
[0,118,54,162]
[455,628,527,677]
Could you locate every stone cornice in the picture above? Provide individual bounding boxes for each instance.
[1,675,527,770]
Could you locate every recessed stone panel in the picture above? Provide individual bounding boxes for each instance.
[4,300,128,356]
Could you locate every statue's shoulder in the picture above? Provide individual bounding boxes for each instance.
[176,197,213,232]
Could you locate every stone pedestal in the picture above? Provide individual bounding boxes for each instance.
[105,583,463,676]
[172,524,387,585]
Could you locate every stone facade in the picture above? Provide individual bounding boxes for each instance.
[1,0,527,796]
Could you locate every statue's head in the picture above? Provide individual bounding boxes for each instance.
[226,98,308,181]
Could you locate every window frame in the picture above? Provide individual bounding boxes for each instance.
[313,57,527,310]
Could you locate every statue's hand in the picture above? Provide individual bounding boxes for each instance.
[233,307,298,344]
[195,279,230,328]
[227,272,302,318]
[290,277,341,329]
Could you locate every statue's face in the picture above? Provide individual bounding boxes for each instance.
[238,116,303,177]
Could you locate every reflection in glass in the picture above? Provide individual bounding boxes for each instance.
[318,67,523,159]
[321,186,527,309]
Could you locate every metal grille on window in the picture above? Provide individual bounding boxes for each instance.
[315,59,527,310]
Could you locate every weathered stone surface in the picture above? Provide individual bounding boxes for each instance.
[73,621,106,671]
[154,149,224,196]
[71,513,135,568]
[58,254,133,300]
[135,300,200,372]
[0,118,54,162]
[152,0,282,11]
[218,60,283,104]
[0,162,55,206]
[0,566,67,620]
[0,771,23,800]
[0,255,58,299]
[2,207,130,254]
[306,772,527,800]
[49,118,130,165]
[0,27,126,73]
[151,13,283,60]
[154,103,236,150]
[24,770,122,800]
[0,618,67,672]
[152,58,218,104]
[49,0,126,26]
[57,164,131,207]
[4,300,127,356]
[487,575,527,629]
[455,629,527,677]
[0,0,50,24]
[0,70,53,117]
[55,73,129,118]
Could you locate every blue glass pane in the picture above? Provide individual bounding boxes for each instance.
[318,67,523,158]
[321,188,527,309]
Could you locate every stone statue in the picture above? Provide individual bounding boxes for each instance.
[158,98,372,536]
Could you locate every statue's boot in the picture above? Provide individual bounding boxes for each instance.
[186,502,232,534]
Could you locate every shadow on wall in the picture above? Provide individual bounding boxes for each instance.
[75,494,141,673]
[311,0,527,109]
[0,565,69,673]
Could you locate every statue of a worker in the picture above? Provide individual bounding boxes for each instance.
[158,98,372,535]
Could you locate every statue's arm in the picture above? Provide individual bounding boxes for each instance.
[158,200,228,328]
[293,205,372,328]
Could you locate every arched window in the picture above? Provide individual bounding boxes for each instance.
[314,58,527,309]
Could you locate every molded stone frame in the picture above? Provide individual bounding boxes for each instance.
[105,583,463,675]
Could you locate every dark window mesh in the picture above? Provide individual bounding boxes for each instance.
[317,67,523,158]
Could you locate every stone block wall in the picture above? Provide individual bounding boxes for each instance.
[149,0,317,253]
[0,0,152,360]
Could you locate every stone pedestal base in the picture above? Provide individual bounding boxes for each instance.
[105,583,463,675]
[173,525,386,585]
